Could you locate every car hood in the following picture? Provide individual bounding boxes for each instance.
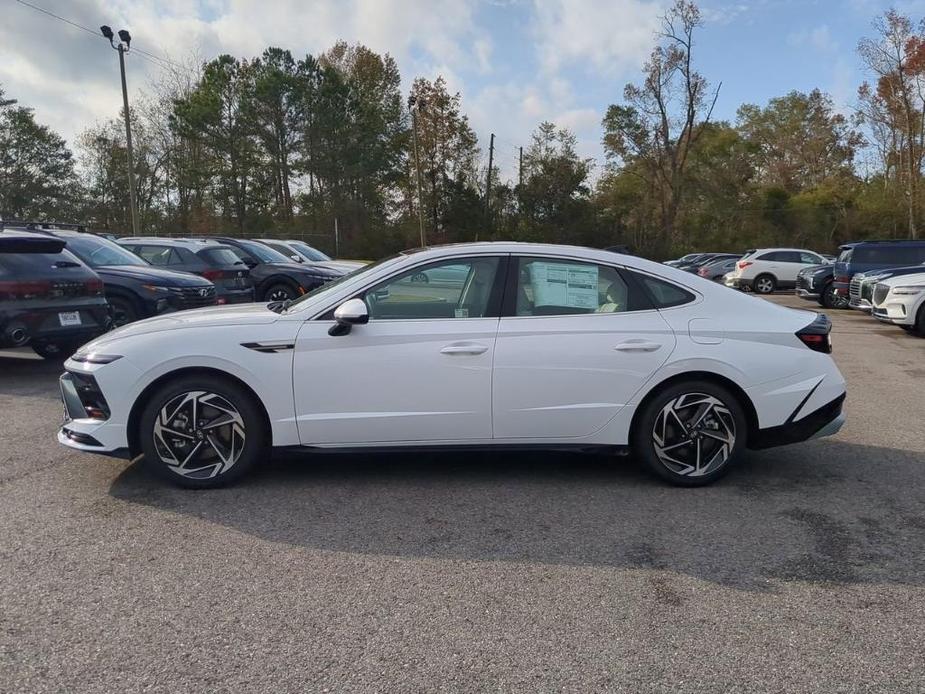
[878,271,925,287]
[96,265,210,286]
[80,302,280,350]
[260,261,343,278]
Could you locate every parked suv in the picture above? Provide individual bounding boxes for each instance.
[871,271,925,334]
[193,237,345,302]
[118,238,254,304]
[795,263,845,309]
[833,240,925,300]
[33,230,217,326]
[849,263,925,311]
[0,231,111,359]
[256,238,365,272]
[727,248,828,294]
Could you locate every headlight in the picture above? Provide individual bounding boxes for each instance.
[891,285,925,295]
[141,284,171,293]
[71,353,123,364]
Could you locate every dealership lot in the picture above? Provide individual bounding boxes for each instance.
[1,294,924,692]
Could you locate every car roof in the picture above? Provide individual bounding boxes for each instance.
[118,237,229,249]
[748,247,822,253]
[839,239,925,249]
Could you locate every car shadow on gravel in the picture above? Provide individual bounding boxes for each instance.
[108,440,925,591]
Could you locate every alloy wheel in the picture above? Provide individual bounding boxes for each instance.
[267,286,296,302]
[755,277,774,293]
[652,393,736,477]
[152,391,246,480]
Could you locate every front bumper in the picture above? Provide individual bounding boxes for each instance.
[872,297,917,325]
[750,393,846,449]
[849,297,872,311]
[795,288,820,301]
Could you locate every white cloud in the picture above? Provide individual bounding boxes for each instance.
[531,0,665,75]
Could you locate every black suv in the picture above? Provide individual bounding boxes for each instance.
[0,230,111,359]
[44,231,218,326]
[194,237,346,301]
[118,238,254,304]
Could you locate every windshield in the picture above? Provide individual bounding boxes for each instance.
[288,241,331,262]
[63,234,148,267]
[201,247,246,266]
[836,248,853,264]
[235,239,291,264]
[281,253,404,312]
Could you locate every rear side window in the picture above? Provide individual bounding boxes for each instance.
[134,245,173,266]
[200,247,244,266]
[757,251,785,262]
[852,245,925,265]
[633,273,696,308]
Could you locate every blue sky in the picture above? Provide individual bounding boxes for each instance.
[4,0,924,181]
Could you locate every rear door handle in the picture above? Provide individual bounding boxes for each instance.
[440,343,489,355]
[614,341,662,352]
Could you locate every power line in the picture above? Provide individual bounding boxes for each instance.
[13,0,186,73]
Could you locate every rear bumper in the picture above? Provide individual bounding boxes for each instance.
[729,277,752,290]
[0,304,110,348]
[749,393,846,449]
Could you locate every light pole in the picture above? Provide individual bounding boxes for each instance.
[408,95,426,247]
[101,25,139,236]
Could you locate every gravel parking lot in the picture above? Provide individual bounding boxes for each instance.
[2,294,924,693]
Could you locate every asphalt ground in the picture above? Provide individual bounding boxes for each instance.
[1,294,924,693]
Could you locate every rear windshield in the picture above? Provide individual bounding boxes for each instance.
[200,247,245,266]
[852,245,925,265]
[0,249,88,275]
[62,234,147,267]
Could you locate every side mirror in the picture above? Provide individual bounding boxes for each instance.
[291,255,304,263]
[329,298,369,336]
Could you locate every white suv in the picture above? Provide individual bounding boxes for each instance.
[871,271,925,334]
[726,248,828,294]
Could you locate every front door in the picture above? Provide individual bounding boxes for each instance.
[492,257,677,439]
[292,256,506,445]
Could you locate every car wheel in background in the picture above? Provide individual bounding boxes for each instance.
[820,284,848,309]
[31,340,83,361]
[753,274,776,294]
[915,305,925,336]
[263,282,299,302]
[138,374,267,489]
[410,272,429,283]
[631,380,748,487]
[109,295,139,327]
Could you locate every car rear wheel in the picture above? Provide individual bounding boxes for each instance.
[31,339,83,361]
[632,380,748,487]
[138,374,267,488]
[263,282,299,302]
[753,274,776,294]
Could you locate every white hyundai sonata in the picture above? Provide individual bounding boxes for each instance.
[58,243,846,487]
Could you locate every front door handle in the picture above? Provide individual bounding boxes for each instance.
[614,341,662,353]
[440,343,489,355]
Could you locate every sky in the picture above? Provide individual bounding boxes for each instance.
[4,0,925,182]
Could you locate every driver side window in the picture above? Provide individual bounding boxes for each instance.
[363,257,502,320]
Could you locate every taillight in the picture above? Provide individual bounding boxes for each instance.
[200,269,223,281]
[0,280,52,300]
[737,261,753,269]
[796,314,832,354]
[86,278,104,295]
[698,267,709,276]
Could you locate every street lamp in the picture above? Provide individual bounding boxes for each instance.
[408,95,426,247]
[101,24,139,236]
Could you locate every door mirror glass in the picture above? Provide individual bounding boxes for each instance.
[329,298,369,335]
[291,254,304,263]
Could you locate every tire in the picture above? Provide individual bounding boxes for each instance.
[109,294,140,327]
[631,380,748,487]
[31,339,83,361]
[821,283,848,310]
[410,272,429,283]
[915,305,925,336]
[753,274,776,294]
[138,374,267,489]
[900,325,915,333]
[262,281,299,302]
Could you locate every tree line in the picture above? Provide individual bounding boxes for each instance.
[2,2,924,259]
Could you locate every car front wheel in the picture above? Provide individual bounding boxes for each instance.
[263,282,299,302]
[632,380,748,486]
[138,374,267,488]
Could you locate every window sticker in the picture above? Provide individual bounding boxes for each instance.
[529,262,599,309]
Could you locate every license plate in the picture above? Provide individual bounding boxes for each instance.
[58,311,81,326]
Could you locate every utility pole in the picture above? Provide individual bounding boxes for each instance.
[408,95,427,247]
[486,133,495,217]
[518,146,523,188]
[101,25,139,236]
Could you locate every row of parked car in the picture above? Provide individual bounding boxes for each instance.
[0,221,360,359]
[664,239,925,335]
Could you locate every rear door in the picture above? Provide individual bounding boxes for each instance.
[492,256,677,439]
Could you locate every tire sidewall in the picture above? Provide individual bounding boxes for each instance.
[263,282,298,302]
[632,380,748,486]
[138,374,266,488]
[754,274,775,294]
[109,294,139,326]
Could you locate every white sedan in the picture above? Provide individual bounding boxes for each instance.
[58,243,847,488]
